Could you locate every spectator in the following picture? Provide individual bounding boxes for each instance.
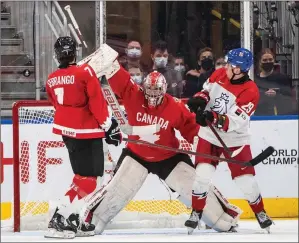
[215,57,226,70]
[255,48,295,115]
[173,55,187,75]
[183,47,215,97]
[125,40,149,75]
[173,55,188,94]
[128,64,144,85]
[150,40,184,98]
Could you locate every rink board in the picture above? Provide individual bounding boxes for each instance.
[1,118,298,221]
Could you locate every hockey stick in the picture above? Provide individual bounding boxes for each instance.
[206,120,233,157]
[123,137,274,167]
[64,5,88,48]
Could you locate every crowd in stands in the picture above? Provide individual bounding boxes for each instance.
[118,39,298,116]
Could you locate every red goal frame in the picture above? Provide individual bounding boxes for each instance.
[12,100,52,232]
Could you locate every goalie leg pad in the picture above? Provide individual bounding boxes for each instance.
[203,189,238,232]
[202,185,242,232]
[164,161,195,201]
[92,156,148,234]
[234,174,264,213]
[164,162,240,232]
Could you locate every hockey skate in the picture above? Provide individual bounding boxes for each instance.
[255,210,273,233]
[184,209,203,235]
[44,210,77,239]
[68,213,95,237]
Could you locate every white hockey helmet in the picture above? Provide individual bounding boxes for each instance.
[143,71,167,108]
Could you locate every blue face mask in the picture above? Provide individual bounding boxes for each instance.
[127,48,142,58]
[131,75,143,84]
[154,57,168,68]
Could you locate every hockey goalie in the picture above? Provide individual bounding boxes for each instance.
[80,44,243,235]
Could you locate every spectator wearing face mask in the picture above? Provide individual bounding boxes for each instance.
[128,64,144,85]
[150,40,184,98]
[215,57,226,70]
[173,56,187,77]
[183,47,215,98]
[255,48,295,115]
[125,40,149,74]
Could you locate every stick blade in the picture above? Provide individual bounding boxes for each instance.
[247,146,275,166]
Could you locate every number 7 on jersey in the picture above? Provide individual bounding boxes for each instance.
[54,87,64,105]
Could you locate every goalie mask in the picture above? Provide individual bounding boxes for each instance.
[143,71,167,108]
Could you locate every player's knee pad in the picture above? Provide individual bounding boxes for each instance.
[234,174,261,203]
[193,163,215,194]
[164,162,195,203]
[91,156,148,234]
[203,186,242,232]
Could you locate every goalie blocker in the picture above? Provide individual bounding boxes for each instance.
[83,148,242,234]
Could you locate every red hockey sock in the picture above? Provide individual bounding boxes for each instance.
[192,190,208,211]
[248,194,265,213]
[65,174,97,203]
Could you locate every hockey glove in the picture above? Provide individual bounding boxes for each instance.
[196,109,229,132]
[105,118,122,146]
[187,91,210,113]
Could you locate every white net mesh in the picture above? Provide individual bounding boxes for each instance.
[13,103,194,231]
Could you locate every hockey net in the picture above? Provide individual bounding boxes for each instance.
[11,100,195,232]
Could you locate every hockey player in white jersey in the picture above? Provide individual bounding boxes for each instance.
[185,48,273,234]
[77,44,243,235]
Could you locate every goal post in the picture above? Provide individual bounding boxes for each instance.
[11,100,194,232]
[12,100,53,232]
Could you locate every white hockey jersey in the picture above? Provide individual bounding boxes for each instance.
[197,68,260,147]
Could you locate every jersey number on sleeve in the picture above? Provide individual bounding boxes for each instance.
[84,66,93,77]
[241,102,254,114]
[54,87,64,105]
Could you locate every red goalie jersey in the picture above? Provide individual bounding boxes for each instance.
[108,66,200,162]
[197,68,259,147]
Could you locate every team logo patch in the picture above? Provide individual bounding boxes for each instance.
[211,93,229,114]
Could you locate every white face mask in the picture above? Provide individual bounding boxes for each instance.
[174,64,185,72]
[154,57,168,68]
[131,75,143,84]
[127,48,142,58]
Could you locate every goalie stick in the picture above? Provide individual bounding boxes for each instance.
[123,137,274,167]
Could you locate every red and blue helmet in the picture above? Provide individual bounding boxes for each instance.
[225,48,253,72]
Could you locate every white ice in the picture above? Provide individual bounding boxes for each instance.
[1,220,298,242]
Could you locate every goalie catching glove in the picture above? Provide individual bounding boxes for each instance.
[105,118,122,146]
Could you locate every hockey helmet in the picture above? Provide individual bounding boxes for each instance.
[54,36,77,64]
[225,48,253,72]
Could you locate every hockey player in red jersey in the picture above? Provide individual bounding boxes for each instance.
[78,44,244,234]
[45,37,122,239]
[185,48,273,233]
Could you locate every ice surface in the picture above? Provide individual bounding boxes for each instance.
[1,220,297,242]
